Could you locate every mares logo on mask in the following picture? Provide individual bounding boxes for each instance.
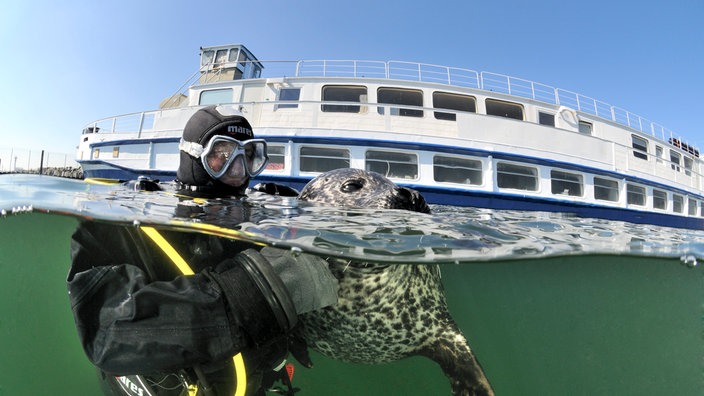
[227,125,252,138]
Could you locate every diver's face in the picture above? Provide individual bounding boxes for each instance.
[216,159,249,187]
[203,138,256,188]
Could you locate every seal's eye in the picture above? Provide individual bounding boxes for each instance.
[341,179,364,193]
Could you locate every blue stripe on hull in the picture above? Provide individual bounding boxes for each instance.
[256,175,703,230]
[81,167,703,230]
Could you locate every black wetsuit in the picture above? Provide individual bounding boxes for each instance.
[68,220,299,395]
[66,180,317,395]
[69,221,252,371]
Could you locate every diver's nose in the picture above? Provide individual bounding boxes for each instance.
[225,156,247,178]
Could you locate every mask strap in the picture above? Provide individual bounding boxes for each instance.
[179,139,205,158]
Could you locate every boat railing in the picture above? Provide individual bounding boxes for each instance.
[143,58,694,151]
[83,57,696,154]
[292,59,691,149]
[81,111,159,136]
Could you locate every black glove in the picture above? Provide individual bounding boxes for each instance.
[259,247,338,315]
[207,248,338,347]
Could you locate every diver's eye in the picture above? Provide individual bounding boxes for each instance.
[341,179,364,193]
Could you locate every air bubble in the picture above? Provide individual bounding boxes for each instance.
[11,205,33,214]
[679,254,698,268]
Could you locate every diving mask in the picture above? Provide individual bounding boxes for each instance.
[179,136,269,180]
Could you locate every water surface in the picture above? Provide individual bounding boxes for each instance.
[1,174,702,395]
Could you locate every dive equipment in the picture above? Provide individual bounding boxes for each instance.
[140,226,247,396]
[179,136,269,180]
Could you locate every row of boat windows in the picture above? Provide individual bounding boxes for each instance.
[199,85,594,133]
[266,145,704,216]
[202,84,696,175]
[202,84,698,171]
[631,134,696,174]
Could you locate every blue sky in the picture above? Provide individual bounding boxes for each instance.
[1,0,702,158]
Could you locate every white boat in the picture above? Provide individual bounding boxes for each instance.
[77,44,704,229]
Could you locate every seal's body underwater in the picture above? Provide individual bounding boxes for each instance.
[297,168,494,396]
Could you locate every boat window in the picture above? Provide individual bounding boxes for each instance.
[433,92,476,121]
[700,201,704,217]
[201,50,215,66]
[299,146,350,173]
[550,170,583,196]
[578,121,592,134]
[670,150,681,171]
[684,156,693,176]
[366,150,418,179]
[277,88,301,109]
[112,147,119,158]
[227,48,239,63]
[485,99,523,120]
[653,189,667,210]
[672,194,684,213]
[215,49,229,64]
[594,177,619,202]
[626,184,646,206]
[539,112,555,127]
[655,146,664,164]
[199,89,233,105]
[322,85,367,113]
[497,163,538,191]
[92,148,100,159]
[377,88,423,117]
[631,135,648,160]
[433,155,482,185]
[688,198,698,216]
[266,145,285,171]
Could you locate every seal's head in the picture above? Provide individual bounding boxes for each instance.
[177,105,265,196]
[298,168,430,213]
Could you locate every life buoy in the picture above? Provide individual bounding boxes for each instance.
[557,106,579,127]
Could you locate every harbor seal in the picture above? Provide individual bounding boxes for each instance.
[297,168,494,396]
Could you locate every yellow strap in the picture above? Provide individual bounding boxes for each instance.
[83,177,123,185]
[140,226,246,396]
[140,226,195,275]
[233,353,247,396]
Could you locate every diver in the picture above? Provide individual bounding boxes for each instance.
[67,105,339,395]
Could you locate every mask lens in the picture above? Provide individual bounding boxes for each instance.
[201,137,268,180]
[244,141,268,176]
[224,156,247,178]
[205,140,238,174]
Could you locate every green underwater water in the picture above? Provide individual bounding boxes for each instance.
[1,212,702,395]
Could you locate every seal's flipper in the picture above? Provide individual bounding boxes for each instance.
[419,325,494,396]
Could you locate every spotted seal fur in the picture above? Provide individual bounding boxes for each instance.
[297,168,494,396]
